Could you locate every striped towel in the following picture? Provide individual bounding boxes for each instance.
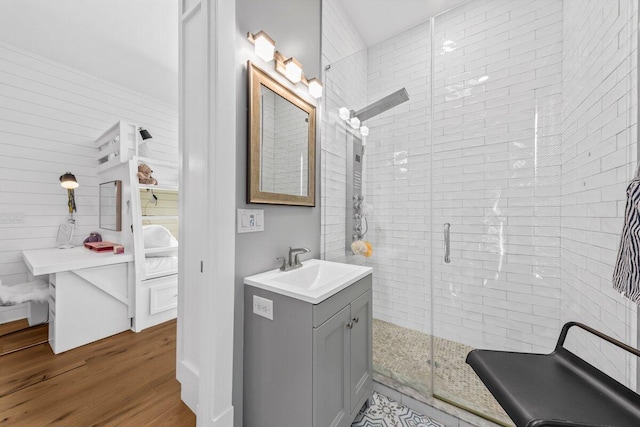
[613,177,640,303]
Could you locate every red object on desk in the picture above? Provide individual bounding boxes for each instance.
[84,241,116,252]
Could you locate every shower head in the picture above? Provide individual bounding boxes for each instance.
[354,88,409,122]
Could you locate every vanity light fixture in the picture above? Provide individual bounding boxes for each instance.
[339,107,352,121]
[283,57,303,83]
[247,30,276,62]
[338,108,369,136]
[247,30,323,99]
[307,78,323,99]
[348,117,361,129]
[59,172,79,189]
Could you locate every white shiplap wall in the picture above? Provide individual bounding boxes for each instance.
[0,42,178,289]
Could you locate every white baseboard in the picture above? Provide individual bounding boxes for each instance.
[209,405,234,427]
[177,359,199,413]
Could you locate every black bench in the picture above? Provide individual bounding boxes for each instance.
[466,322,640,427]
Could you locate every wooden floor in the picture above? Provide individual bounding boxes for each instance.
[0,319,30,337]
[0,321,48,356]
[0,319,195,426]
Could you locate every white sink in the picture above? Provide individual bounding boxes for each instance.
[244,259,372,304]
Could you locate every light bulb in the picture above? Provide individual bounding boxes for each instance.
[254,31,275,62]
[348,117,360,129]
[308,78,323,98]
[339,107,351,121]
[284,57,303,83]
[359,126,369,136]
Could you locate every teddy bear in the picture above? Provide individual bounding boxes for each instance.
[137,163,158,185]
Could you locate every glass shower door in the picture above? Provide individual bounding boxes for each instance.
[431,0,639,423]
[430,1,564,424]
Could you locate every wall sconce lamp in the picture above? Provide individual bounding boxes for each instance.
[138,127,153,157]
[247,30,323,99]
[60,172,78,223]
[139,127,152,140]
[60,172,79,189]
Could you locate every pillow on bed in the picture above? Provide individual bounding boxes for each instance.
[142,224,178,249]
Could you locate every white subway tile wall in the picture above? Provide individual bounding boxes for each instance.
[321,0,368,263]
[0,42,178,286]
[321,0,639,395]
[560,0,638,388]
[365,21,432,333]
[431,0,564,353]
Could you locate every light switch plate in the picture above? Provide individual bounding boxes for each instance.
[237,209,264,233]
[253,295,273,320]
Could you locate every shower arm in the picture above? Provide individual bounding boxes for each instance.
[353,88,410,122]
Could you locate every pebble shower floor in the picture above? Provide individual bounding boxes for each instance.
[372,319,512,425]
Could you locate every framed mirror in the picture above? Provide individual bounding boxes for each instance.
[248,61,316,206]
[99,180,122,231]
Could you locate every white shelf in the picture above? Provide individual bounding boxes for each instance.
[138,156,179,169]
[144,270,178,280]
[141,215,178,221]
[140,184,179,192]
[95,121,137,171]
[94,122,121,148]
[145,246,178,255]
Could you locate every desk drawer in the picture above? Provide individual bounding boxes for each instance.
[149,280,178,315]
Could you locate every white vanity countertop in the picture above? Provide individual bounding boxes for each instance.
[23,246,134,276]
[244,259,372,304]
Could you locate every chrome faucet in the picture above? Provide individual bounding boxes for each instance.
[278,246,311,271]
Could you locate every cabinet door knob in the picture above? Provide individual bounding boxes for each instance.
[353,317,359,324]
[346,322,353,329]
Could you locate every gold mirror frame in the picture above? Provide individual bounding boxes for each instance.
[248,61,316,206]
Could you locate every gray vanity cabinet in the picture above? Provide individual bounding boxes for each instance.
[313,305,351,427]
[313,288,372,427]
[244,273,372,427]
[349,289,373,413]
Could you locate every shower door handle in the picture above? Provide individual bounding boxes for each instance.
[444,223,451,264]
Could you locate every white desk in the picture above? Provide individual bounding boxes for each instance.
[23,247,134,354]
